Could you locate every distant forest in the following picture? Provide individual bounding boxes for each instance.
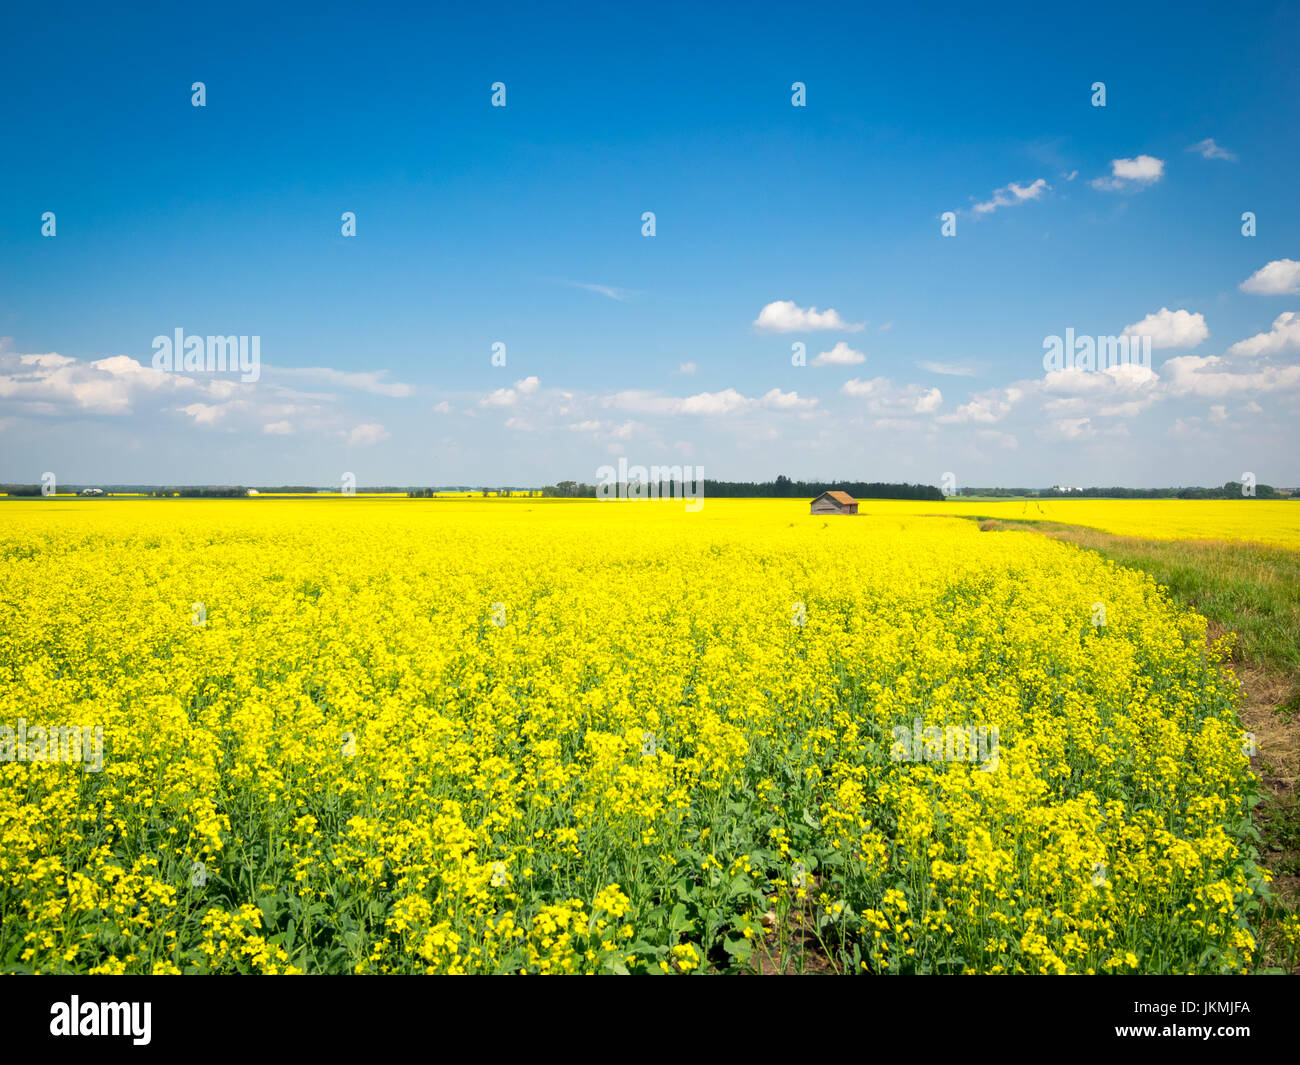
[539,475,944,500]
[963,482,1287,499]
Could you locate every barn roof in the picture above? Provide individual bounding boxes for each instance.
[825,491,856,505]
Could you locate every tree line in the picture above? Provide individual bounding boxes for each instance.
[537,475,944,500]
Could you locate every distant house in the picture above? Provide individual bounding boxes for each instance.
[810,490,857,515]
[80,488,104,496]
[245,488,259,496]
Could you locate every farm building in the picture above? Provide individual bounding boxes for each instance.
[810,491,857,515]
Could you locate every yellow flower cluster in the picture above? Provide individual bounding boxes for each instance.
[854,497,1300,550]
[0,497,1280,973]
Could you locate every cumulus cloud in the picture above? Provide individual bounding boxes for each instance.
[1162,354,1300,397]
[515,376,540,394]
[676,362,697,375]
[842,377,942,416]
[811,342,865,366]
[1091,155,1164,191]
[0,343,404,446]
[754,300,863,333]
[0,351,196,415]
[937,386,1022,424]
[679,388,750,415]
[972,178,1049,215]
[1224,312,1300,358]
[1121,307,1208,349]
[1240,259,1300,296]
[606,386,816,418]
[480,388,518,407]
[177,402,228,426]
[759,388,818,411]
[1041,364,1158,394]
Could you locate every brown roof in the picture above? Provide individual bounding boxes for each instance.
[826,491,856,505]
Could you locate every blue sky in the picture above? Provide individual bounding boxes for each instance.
[2,0,1298,487]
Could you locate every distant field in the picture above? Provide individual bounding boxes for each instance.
[853,498,1300,551]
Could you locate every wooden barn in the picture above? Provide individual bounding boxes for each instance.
[810,490,857,515]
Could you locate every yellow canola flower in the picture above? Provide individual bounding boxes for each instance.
[0,497,1281,974]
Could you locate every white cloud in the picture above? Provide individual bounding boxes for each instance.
[754,300,864,333]
[263,420,293,435]
[0,352,196,415]
[842,377,942,416]
[914,387,943,413]
[605,386,814,418]
[433,401,453,414]
[972,178,1049,215]
[676,362,697,375]
[19,353,75,370]
[1187,138,1236,161]
[1041,364,1157,394]
[515,376,540,394]
[759,388,817,411]
[811,341,865,366]
[1162,353,1300,397]
[348,423,390,446]
[1240,259,1300,296]
[1224,312,1300,358]
[937,386,1023,424]
[680,388,750,415]
[1121,307,1208,349]
[1091,155,1165,191]
[177,402,228,426]
[480,388,518,407]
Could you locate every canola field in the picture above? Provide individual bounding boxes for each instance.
[0,498,1293,974]
[861,497,1300,551]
